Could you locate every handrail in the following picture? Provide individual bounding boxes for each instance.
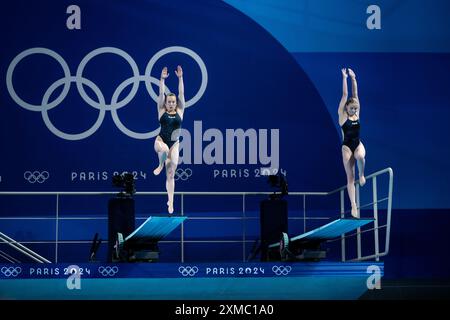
[0,232,51,263]
[0,249,20,263]
[0,191,327,196]
[345,167,394,261]
[327,167,393,195]
[0,168,392,197]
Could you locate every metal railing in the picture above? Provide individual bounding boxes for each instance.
[0,167,393,263]
[0,231,51,263]
[328,167,394,261]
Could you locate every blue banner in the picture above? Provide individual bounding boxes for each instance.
[0,0,339,195]
[0,262,383,279]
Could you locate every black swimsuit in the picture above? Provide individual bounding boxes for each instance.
[341,118,361,153]
[159,112,182,149]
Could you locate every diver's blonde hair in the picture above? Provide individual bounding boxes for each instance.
[345,97,359,107]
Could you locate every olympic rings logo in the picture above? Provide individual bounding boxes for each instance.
[178,266,199,277]
[24,171,50,184]
[271,265,292,276]
[174,168,192,181]
[98,266,119,277]
[7,46,208,141]
[1,266,22,277]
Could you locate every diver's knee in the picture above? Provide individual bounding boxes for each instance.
[167,168,175,179]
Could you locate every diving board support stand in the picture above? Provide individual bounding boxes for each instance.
[269,218,374,262]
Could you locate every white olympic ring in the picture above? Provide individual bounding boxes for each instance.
[178,266,199,277]
[24,171,50,184]
[98,266,119,276]
[6,46,208,140]
[174,168,193,181]
[1,266,22,277]
[272,265,292,276]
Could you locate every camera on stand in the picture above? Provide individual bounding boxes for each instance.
[112,172,136,198]
[266,171,288,200]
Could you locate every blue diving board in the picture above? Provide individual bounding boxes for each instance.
[125,216,187,242]
[269,218,373,249]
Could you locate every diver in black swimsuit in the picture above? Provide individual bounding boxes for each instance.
[153,66,185,214]
[338,68,366,218]
[159,111,182,150]
[341,117,360,153]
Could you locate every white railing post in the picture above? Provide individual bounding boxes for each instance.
[372,177,380,261]
[340,190,346,262]
[242,194,246,262]
[55,194,59,263]
[181,193,184,263]
[303,195,306,233]
[385,168,394,256]
[356,184,361,260]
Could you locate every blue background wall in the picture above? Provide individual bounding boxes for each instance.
[1,0,450,280]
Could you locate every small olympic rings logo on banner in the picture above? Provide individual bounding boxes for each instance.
[98,266,119,277]
[272,265,292,276]
[7,46,208,140]
[1,267,22,277]
[178,266,199,277]
[174,168,192,181]
[24,171,50,184]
